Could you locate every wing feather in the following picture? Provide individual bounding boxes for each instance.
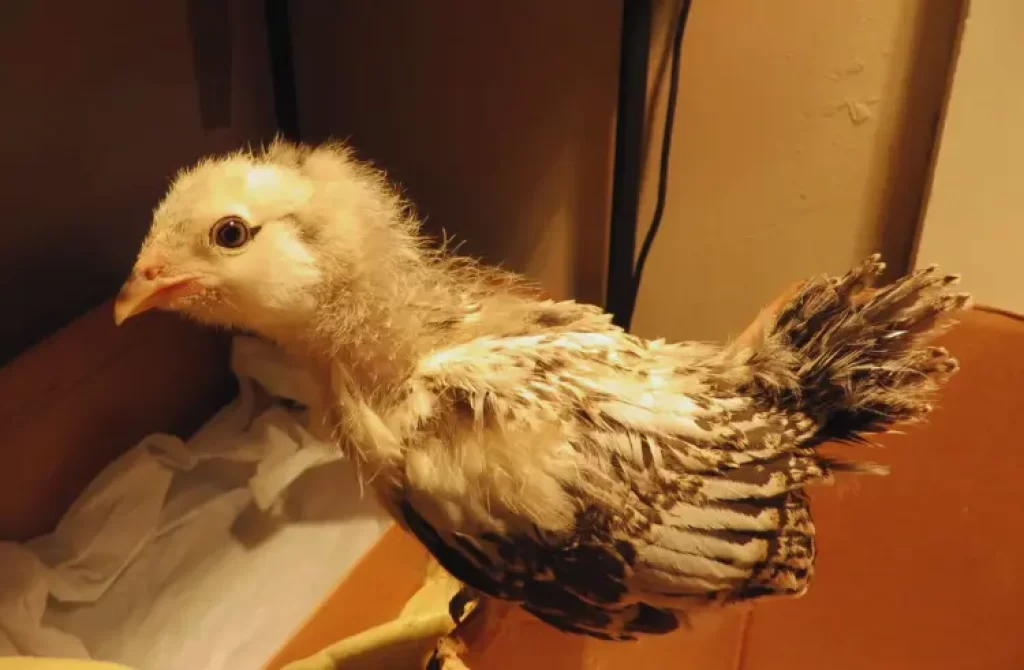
[381,331,829,638]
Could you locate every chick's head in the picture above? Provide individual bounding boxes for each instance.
[114,140,415,342]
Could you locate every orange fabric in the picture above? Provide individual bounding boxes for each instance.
[460,604,747,670]
[740,307,1024,669]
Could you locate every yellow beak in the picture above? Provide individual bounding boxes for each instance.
[113,273,202,325]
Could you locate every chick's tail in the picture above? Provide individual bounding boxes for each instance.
[747,254,971,447]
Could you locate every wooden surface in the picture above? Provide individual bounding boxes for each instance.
[0,301,233,541]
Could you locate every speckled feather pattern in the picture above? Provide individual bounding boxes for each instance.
[133,141,970,641]
[334,257,968,640]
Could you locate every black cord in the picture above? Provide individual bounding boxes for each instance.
[622,0,693,331]
[605,0,653,329]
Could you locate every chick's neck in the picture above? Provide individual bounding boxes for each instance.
[292,254,535,397]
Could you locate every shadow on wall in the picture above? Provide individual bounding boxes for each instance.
[868,0,964,272]
[288,0,620,305]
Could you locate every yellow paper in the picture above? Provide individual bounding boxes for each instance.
[0,660,135,670]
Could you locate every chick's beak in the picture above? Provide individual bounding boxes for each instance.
[113,263,203,326]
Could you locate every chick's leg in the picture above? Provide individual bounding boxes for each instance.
[281,558,481,670]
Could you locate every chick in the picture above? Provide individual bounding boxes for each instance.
[115,139,969,641]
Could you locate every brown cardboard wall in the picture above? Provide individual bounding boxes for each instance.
[0,0,276,365]
[287,0,620,306]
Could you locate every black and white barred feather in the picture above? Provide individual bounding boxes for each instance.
[343,255,969,640]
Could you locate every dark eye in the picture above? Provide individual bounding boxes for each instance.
[211,216,252,249]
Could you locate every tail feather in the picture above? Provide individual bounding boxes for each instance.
[755,254,970,444]
[719,257,968,606]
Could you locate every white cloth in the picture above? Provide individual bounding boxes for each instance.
[0,336,391,670]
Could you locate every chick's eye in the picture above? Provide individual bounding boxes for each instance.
[211,216,251,249]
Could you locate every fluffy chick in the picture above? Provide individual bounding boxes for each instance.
[115,139,970,640]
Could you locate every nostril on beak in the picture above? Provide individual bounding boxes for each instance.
[140,265,162,281]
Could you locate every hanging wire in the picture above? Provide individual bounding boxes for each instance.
[623,0,693,331]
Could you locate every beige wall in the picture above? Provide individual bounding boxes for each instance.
[914,0,1024,313]
[631,0,962,342]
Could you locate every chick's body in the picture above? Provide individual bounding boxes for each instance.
[116,140,969,640]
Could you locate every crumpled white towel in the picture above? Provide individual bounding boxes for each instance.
[0,335,391,670]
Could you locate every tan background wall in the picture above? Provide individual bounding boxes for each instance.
[631,0,962,342]
[914,0,1023,313]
